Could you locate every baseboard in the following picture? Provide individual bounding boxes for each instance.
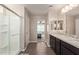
[30,41,37,43]
[47,43,50,47]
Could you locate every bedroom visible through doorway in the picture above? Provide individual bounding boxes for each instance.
[37,20,45,41]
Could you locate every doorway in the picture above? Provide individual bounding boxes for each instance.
[37,20,45,41]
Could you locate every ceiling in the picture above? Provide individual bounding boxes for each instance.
[25,4,66,16]
[51,4,66,10]
[25,4,49,16]
[24,4,79,16]
[65,6,79,16]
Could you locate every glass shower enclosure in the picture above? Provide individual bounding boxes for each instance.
[0,5,21,55]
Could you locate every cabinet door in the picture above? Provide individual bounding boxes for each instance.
[55,38,61,55]
[61,45,74,55]
[52,37,55,50]
[61,41,79,55]
[50,35,53,47]
[50,35,55,50]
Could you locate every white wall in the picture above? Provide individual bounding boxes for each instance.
[4,4,25,51]
[75,16,79,37]
[30,16,37,42]
[66,15,75,35]
[24,8,30,49]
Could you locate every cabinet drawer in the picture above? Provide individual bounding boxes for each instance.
[61,45,74,55]
[50,35,56,50]
[61,41,79,55]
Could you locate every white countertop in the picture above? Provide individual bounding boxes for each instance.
[50,33,79,48]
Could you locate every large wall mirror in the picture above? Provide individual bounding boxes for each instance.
[51,20,64,31]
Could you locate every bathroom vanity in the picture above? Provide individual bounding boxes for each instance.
[50,33,79,55]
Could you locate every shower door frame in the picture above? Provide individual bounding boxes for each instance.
[0,4,22,55]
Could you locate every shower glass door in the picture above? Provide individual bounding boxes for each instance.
[0,6,10,54]
[0,5,21,55]
[9,10,20,55]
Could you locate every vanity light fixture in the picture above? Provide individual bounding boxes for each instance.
[61,4,79,13]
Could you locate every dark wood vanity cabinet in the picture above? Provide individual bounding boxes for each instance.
[50,35,61,55]
[61,45,74,55]
[50,34,79,55]
[61,41,79,55]
[55,38,61,55]
[50,35,56,50]
[61,41,74,55]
